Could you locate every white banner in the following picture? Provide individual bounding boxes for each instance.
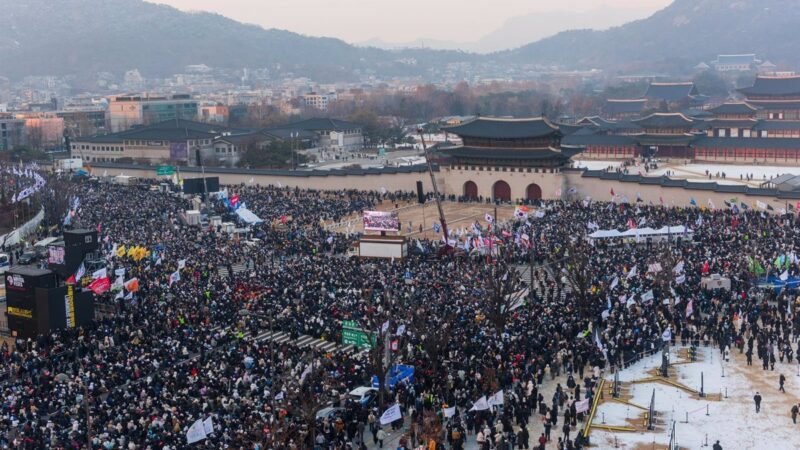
[186,419,207,444]
[487,390,504,406]
[202,417,214,435]
[380,404,402,425]
[575,398,590,414]
[470,396,490,411]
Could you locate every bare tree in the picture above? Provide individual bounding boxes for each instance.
[560,238,595,320]
[483,261,527,331]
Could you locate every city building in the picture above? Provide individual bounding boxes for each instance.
[199,103,229,124]
[267,118,364,153]
[71,120,223,165]
[436,117,569,201]
[56,108,108,137]
[19,113,65,151]
[0,115,26,151]
[301,92,335,111]
[107,94,198,132]
[712,54,759,72]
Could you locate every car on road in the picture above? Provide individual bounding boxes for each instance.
[315,406,344,421]
[347,387,378,407]
[17,252,39,265]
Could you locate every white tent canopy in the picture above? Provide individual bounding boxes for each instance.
[589,225,692,240]
[235,207,263,224]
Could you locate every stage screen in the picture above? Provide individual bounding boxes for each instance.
[363,211,400,232]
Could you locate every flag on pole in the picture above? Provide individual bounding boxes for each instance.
[88,277,111,295]
[178,259,186,270]
[661,328,672,342]
[91,268,107,280]
[380,404,402,425]
[686,299,694,318]
[169,270,181,286]
[75,262,86,281]
[484,213,494,223]
[186,419,207,444]
[470,396,490,411]
[487,391,504,406]
[202,417,214,435]
[444,406,456,418]
[123,278,139,293]
[626,265,637,280]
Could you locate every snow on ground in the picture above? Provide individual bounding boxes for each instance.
[592,346,800,449]
[580,160,800,188]
[573,160,624,171]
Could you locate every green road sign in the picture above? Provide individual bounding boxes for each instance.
[342,320,375,349]
[156,165,175,176]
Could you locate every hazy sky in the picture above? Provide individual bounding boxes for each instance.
[153,0,672,43]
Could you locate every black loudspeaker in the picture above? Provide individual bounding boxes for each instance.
[63,229,98,250]
[416,181,424,204]
[195,148,202,167]
[183,177,220,194]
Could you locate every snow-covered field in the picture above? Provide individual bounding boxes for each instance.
[576,160,800,188]
[592,347,800,449]
[573,160,625,171]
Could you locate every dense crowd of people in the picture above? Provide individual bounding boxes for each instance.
[0,171,796,450]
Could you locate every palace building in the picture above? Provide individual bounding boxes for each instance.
[567,75,800,165]
[436,117,570,202]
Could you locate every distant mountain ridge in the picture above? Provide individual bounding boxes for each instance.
[498,0,800,69]
[0,0,472,81]
[0,0,798,82]
[361,7,657,54]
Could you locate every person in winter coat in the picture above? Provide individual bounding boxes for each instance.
[713,440,723,450]
[517,427,529,449]
[377,428,386,448]
[791,404,799,424]
[754,392,762,413]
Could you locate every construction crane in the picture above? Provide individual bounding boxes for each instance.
[417,129,451,252]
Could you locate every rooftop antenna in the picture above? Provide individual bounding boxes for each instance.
[418,128,451,253]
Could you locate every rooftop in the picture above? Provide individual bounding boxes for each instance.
[75,119,232,144]
[280,118,362,132]
[708,102,758,116]
[715,54,757,65]
[644,82,699,102]
[443,116,559,139]
[604,99,647,115]
[633,113,695,129]
[439,145,569,161]
[739,76,800,97]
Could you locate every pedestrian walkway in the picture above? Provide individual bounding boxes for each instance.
[360,369,586,450]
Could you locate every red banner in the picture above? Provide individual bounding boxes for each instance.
[88,277,111,295]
